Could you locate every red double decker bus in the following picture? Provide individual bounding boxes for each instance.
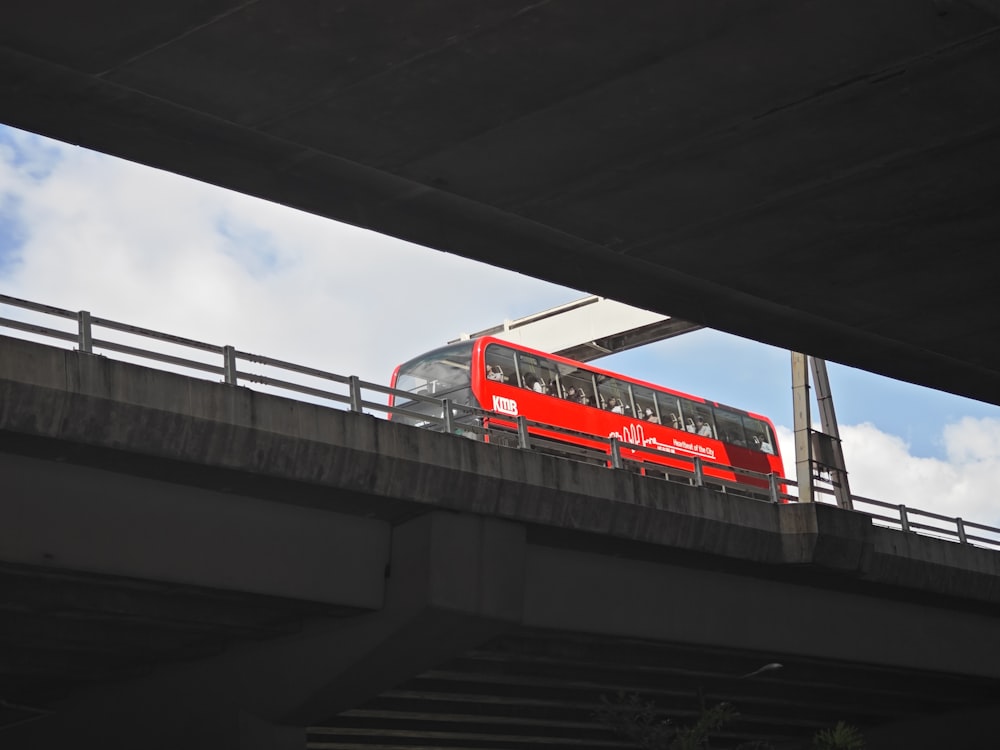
[390,337,783,491]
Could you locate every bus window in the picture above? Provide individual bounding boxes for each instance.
[679,399,715,438]
[658,393,682,431]
[633,386,660,423]
[558,365,597,407]
[392,341,475,426]
[517,352,559,395]
[394,341,472,398]
[596,374,631,415]
[743,416,777,455]
[715,409,747,447]
[484,343,516,385]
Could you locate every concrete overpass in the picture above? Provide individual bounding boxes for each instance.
[3,334,1000,748]
[4,1,1000,405]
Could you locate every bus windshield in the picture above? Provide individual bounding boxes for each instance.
[392,342,476,428]
[395,341,473,398]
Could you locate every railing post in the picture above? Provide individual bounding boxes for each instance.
[956,517,968,545]
[610,437,623,470]
[516,416,530,449]
[349,376,363,413]
[442,399,453,434]
[768,473,781,504]
[898,504,910,533]
[223,345,237,385]
[77,311,93,353]
[692,457,704,487]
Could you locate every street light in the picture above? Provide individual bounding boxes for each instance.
[739,662,783,680]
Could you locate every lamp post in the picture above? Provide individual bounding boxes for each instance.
[740,662,783,680]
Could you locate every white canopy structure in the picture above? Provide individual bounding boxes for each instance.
[450,295,702,363]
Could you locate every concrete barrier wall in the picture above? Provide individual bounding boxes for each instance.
[2,333,1000,610]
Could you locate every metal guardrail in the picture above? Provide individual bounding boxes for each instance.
[2,292,999,550]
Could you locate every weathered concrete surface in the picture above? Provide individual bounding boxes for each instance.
[4,335,1000,747]
[3,334,999,610]
[2,512,526,748]
[2,451,389,607]
[523,543,1000,679]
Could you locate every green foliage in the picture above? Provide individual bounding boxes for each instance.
[811,721,866,750]
[595,692,769,750]
[597,692,864,750]
[671,701,738,750]
[596,692,675,750]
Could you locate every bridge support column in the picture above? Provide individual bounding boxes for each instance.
[3,511,526,747]
[285,509,527,722]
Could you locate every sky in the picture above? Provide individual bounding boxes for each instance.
[2,123,999,531]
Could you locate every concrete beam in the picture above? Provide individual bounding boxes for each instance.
[2,334,1000,611]
[286,511,526,723]
[4,511,526,748]
[522,542,1000,679]
[0,451,389,608]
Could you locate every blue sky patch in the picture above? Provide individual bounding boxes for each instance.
[0,193,27,276]
[0,125,64,181]
[215,214,285,278]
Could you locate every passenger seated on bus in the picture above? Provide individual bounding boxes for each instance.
[668,413,680,429]
[524,373,545,393]
[486,365,504,382]
[644,408,660,424]
[696,416,713,437]
[608,398,624,414]
[564,386,577,401]
[685,417,696,433]
[753,434,775,454]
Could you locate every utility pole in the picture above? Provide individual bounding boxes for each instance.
[791,352,813,503]
[791,353,853,509]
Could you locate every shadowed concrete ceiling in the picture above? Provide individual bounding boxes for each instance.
[3,1,1000,403]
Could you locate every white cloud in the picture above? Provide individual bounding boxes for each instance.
[776,421,1000,534]
[0,127,579,385]
[3,126,999,537]
[943,417,1000,464]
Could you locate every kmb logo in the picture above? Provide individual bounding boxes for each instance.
[492,395,519,417]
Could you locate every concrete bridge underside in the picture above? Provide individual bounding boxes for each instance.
[4,1,1000,405]
[3,335,1000,748]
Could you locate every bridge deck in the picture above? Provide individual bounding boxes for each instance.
[2,334,1000,746]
